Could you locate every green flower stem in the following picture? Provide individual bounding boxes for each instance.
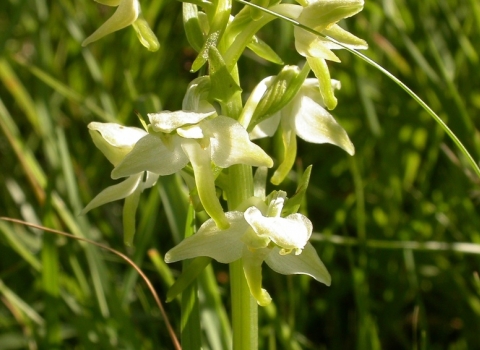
[227,164,257,350]
[235,0,480,181]
[224,88,258,347]
[229,257,259,350]
[220,37,258,347]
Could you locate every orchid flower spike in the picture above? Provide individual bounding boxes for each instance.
[82,0,159,51]
[273,0,367,109]
[165,191,331,306]
[81,122,159,245]
[111,110,273,229]
[250,78,354,185]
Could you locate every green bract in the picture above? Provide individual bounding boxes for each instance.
[165,192,331,306]
[82,0,159,51]
[111,111,273,229]
[250,78,354,184]
[81,122,159,245]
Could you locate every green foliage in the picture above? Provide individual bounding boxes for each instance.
[1,0,480,349]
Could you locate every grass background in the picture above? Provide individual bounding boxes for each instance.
[1,0,480,348]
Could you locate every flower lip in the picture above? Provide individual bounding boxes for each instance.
[164,200,329,306]
[148,110,216,133]
[244,206,312,252]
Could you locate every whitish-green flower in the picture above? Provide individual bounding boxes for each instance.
[81,122,159,245]
[250,78,354,184]
[274,0,367,109]
[82,0,159,51]
[165,191,331,306]
[111,111,273,229]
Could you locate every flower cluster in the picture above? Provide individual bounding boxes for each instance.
[81,0,366,305]
[165,191,331,306]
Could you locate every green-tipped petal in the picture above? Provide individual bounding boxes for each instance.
[322,24,368,50]
[265,242,331,285]
[307,57,337,109]
[164,212,247,263]
[148,110,215,133]
[131,14,160,52]
[298,0,364,31]
[244,207,311,251]
[206,116,273,168]
[241,246,272,306]
[88,122,147,166]
[271,124,297,185]
[82,0,139,46]
[289,94,355,155]
[112,134,189,178]
[247,36,284,65]
[81,173,142,214]
[181,140,230,229]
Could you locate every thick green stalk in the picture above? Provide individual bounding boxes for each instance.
[220,57,258,350]
[227,164,257,350]
[223,86,258,347]
[211,6,258,343]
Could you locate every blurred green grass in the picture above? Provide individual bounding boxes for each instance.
[1,0,480,349]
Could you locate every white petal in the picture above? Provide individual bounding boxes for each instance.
[239,76,275,129]
[148,110,215,133]
[265,242,331,285]
[88,122,147,166]
[82,0,139,46]
[206,116,273,168]
[244,207,312,250]
[249,112,281,140]
[81,174,142,214]
[88,122,147,148]
[112,134,188,178]
[290,95,355,155]
[164,212,248,263]
[177,124,204,139]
